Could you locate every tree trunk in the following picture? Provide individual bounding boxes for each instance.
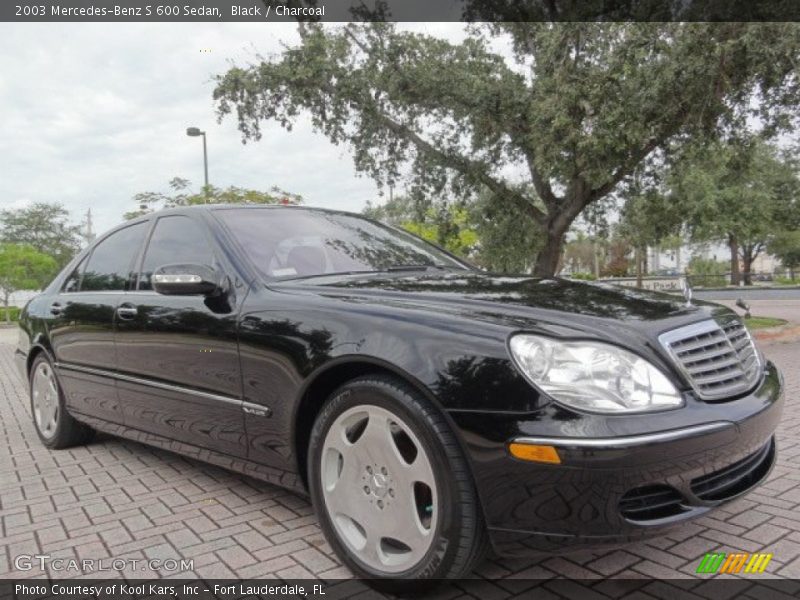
[532,190,591,278]
[533,232,564,277]
[741,247,754,286]
[728,233,740,286]
[635,246,644,287]
[555,247,565,275]
[533,230,565,277]
[3,292,9,324]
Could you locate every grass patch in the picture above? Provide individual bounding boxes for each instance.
[744,316,788,330]
[774,277,799,286]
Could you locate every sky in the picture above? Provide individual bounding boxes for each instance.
[0,22,464,236]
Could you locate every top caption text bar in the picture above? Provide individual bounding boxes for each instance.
[4,1,800,23]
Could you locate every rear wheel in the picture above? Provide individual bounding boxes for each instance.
[30,354,93,448]
[308,376,487,591]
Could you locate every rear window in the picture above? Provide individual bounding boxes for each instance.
[80,222,148,291]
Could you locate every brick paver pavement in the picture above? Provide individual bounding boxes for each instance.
[1,327,799,597]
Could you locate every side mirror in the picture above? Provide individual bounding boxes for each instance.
[152,264,222,296]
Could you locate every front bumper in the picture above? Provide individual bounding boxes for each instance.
[450,361,783,557]
[14,348,27,382]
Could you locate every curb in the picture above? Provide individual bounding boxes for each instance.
[694,285,800,292]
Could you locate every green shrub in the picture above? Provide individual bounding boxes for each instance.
[686,258,728,287]
[570,272,597,281]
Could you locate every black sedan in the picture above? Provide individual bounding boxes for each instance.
[15,205,782,587]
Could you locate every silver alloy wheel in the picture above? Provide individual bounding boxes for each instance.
[32,362,59,439]
[320,404,438,574]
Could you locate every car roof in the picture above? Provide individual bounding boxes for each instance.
[149,203,363,219]
[92,204,370,251]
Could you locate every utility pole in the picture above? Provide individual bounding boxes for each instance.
[83,208,96,246]
[186,127,209,203]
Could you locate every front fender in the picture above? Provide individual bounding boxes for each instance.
[234,287,545,477]
[238,303,543,416]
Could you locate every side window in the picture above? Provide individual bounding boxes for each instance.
[81,222,148,292]
[138,216,215,291]
[62,256,88,293]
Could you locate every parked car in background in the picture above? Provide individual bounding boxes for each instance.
[15,206,783,590]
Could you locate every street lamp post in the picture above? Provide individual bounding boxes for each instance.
[186,127,209,202]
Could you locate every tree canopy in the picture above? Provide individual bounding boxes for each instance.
[364,192,540,272]
[365,195,479,258]
[214,22,800,276]
[125,177,303,220]
[0,243,57,322]
[668,138,799,284]
[0,203,83,269]
[769,230,800,279]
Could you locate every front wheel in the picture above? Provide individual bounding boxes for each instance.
[308,376,487,591]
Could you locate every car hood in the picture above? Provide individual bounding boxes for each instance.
[277,271,730,341]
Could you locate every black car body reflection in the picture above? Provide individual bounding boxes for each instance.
[15,205,783,557]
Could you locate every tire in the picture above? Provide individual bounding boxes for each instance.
[29,354,93,449]
[308,375,487,592]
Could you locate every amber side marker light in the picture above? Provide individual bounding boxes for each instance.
[508,442,562,464]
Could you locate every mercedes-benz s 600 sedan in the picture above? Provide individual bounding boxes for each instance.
[15,205,783,588]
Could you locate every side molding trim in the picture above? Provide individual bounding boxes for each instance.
[55,362,255,409]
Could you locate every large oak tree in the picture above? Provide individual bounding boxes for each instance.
[214,22,800,275]
[670,138,799,285]
[124,177,302,220]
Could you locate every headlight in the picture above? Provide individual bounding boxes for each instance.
[508,334,683,413]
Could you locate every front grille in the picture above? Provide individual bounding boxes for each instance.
[691,441,774,502]
[619,484,687,521]
[658,317,762,401]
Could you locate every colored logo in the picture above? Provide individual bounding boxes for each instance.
[696,552,772,574]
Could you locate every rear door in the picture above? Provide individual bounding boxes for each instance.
[50,221,149,424]
[114,213,246,456]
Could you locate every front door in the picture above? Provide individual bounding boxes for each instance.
[114,214,246,456]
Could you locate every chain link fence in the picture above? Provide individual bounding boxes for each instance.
[595,272,798,292]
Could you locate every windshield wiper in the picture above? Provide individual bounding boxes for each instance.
[276,264,459,281]
[384,264,447,272]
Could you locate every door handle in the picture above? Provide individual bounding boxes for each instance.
[116,304,138,320]
[50,302,63,316]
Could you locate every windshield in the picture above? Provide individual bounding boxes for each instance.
[215,207,470,280]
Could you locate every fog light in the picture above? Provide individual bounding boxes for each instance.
[508,442,561,464]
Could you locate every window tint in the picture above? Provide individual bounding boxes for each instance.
[62,256,88,293]
[81,222,148,292]
[215,208,467,279]
[138,216,214,290]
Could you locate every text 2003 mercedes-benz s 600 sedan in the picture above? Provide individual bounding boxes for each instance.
[15,205,782,588]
